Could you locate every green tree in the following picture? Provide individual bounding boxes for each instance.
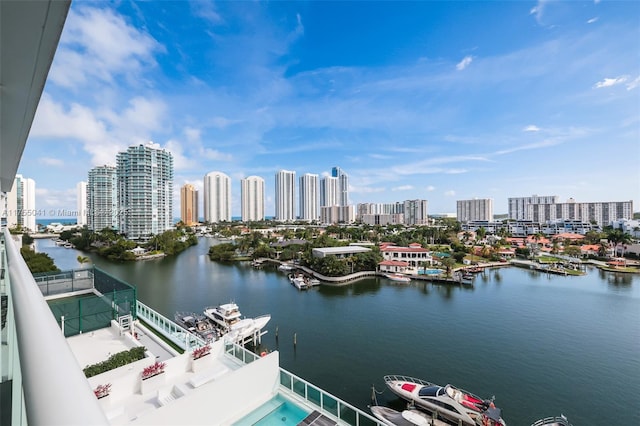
[20,247,60,273]
[22,233,34,246]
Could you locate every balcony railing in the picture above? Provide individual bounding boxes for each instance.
[1,228,108,425]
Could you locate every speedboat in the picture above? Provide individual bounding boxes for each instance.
[291,275,309,290]
[174,312,218,343]
[278,263,294,271]
[370,405,448,426]
[530,415,571,426]
[385,273,411,283]
[384,375,506,426]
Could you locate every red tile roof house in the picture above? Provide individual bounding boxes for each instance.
[379,243,434,274]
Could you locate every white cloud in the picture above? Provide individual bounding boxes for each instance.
[626,76,640,91]
[444,190,456,197]
[587,17,598,24]
[184,127,201,142]
[456,56,473,71]
[523,125,541,132]
[50,6,162,88]
[392,185,414,191]
[594,76,628,89]
[38,158,65,167]
[425,186,435,192]
[530,0,549,24]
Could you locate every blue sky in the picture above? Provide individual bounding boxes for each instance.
[22,0,640,218]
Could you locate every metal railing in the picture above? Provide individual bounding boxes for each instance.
[136,300,207,350]
[2,228,108,425]
[222,340,382,426]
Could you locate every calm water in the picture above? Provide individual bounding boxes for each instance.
[36,237,640,425]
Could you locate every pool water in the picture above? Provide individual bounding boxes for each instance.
[418,269,445,275]
[233,394,310,426]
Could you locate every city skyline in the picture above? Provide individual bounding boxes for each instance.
[17,1,640,217]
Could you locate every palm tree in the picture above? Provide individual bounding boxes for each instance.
[77,255,90,267]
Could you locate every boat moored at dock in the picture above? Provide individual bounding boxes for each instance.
[384,375,506,426]
[530,415,571,426]
[203,302,271,344]
[385,273,412,283]
[370,405,449,426]
[174,312,218,343]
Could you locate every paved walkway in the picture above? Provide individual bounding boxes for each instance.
[133,322,178,362]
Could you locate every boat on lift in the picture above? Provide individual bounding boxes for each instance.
[203,302,270,343]
[384,375,506,426]
[174,312,218,343]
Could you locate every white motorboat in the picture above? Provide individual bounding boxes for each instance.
[385,273,411,283]
[384,375,506,426]
[308,277,321,286]
[291,275,309,290]
[203,303,271,343]
[278,263,294,271]
[370,405,448,426]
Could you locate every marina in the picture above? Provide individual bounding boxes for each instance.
[36,237,640,426]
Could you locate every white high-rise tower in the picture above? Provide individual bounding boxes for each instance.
[275,170,296,222]
[241,176,265,222]
[331,166,349,206]
[320,175,338,208]
[76,181,87,226]
[6,175,36,231]
[204,171,232,223]
[299,173,319,222]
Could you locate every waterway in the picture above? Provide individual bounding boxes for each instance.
[36,237,640,425]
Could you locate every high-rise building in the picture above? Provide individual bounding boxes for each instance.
[508,195,559,220]
[76,181,87,226]
[457,198,494,222]
[319,176,338,208]
[203,171,231,223]
[116,143,173,240]
[87,166,118,231]
[241,176,265,222]
[275,170,296,221]
[299,173,319,222]
[6,175,36,232]
[180,184,199,226]
[403,199,429,225]
[331,166,349,206]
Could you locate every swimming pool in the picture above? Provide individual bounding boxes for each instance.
[233,394,310,426]
[419,269,445,275]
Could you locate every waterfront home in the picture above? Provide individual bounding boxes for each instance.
[379,243,433,274]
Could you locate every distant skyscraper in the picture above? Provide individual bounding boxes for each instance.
[275,170,296,221]
[508,195,559,220]
[76,181,87,226]
[299,173,319,222]
[87,165,118,231]
[403,199,429,225]
[203,171,231,223]
[320,176,338,208]
[457,198,494,222]
[331,166,349,206]
[180,184,199,226]
[117,143,173,240]
[6,175,36,231]
[241,176,265,222]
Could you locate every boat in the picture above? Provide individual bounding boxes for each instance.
[385,273,411,283]
[278,263,294,271]
[530,415,571,426]
[370,405,448,426]
[384,375,506,426]
[289,274,309,290]
[203,303,271,343]
[308,277,321,286]
[174,312,218,343]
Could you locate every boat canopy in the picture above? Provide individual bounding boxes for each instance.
[418,386,445,397]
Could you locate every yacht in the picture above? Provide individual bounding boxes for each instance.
[384,375,506,426]
[174,312,218,343]
[530,415,571,426]
[289,274,309,290]
[203,303,271,342]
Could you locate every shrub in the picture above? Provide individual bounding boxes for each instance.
[83,346,146,378]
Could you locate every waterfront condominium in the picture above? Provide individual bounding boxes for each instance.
[319,175,338,208]
[76,181,87,226]
[403,199,429,225]
[299,173,319,222]
[6,174,36,231]
[116,143,174,240]
[275,170,296,221]
[87,165,118,231]
[457,198,494,222]
[204,171,231,223]
[331,166,349,206]
[180,183,199,226]
[508,194,559,220]
[241,176,265,222]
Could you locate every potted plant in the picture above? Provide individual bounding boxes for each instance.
[141,361,166,380]
[191,344,211,360]
[94,383,111,399]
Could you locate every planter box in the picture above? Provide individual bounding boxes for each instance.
[191,353,213,373]
[140,372,165,394]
